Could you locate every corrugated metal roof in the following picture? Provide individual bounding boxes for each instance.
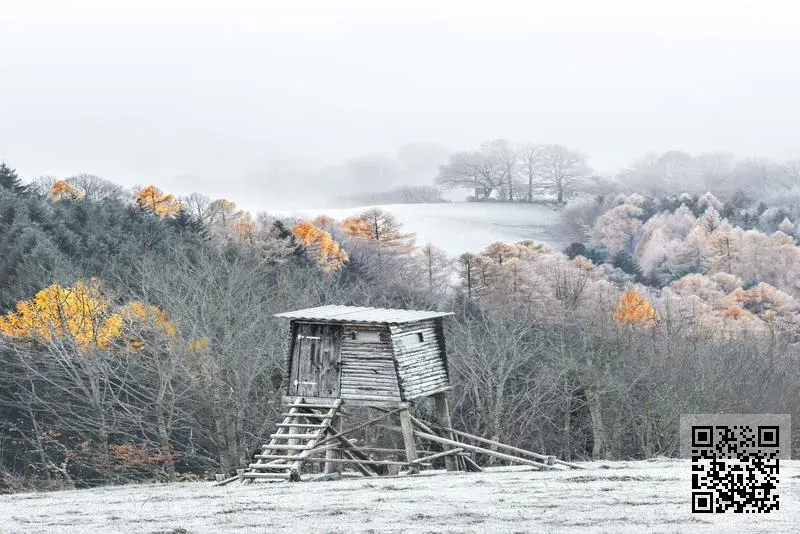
[274,305,454,324]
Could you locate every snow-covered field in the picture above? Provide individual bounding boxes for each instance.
[267,202,568,257]
[2,459,797,533]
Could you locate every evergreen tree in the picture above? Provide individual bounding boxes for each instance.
[612,249,644,282]
[0,163,27,194]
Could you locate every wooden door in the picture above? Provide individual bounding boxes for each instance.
[290,323,342,398]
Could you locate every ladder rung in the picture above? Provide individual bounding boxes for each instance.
[240,472,289,479]
[249,461,293,468]
[280,412,331,418]
[270,433,319,440]
[276,423,326,428]
[288,403,339,409]
[251,456,301,463]
[264,444,314,451]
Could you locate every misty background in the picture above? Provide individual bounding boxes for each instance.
[2,0,800,211]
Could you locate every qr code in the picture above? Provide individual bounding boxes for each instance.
[691,424,780,513]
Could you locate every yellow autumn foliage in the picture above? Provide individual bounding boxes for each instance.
[49,180,84,201]
[614,289,658,325]
[0,282,122,349]
[134,185,181,217]
[291,221,349,271]
[234,218,256,243]
[120,301,176,336]
[186,337,209,352]
[0,283,175,352]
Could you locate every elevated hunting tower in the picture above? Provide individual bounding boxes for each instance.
[220,305,581,485]
[278,305,454,405]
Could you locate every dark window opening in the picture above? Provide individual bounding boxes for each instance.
[416,332,424,343]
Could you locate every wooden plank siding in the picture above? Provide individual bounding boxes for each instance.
[339,325,402,402]
[389,319,450,400]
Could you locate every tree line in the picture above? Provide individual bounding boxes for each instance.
[0,161,798,492]
[434,142,800,207]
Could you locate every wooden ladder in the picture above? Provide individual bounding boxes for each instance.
[240,397,342,483]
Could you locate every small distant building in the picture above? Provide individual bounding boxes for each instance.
[473,187,491,200]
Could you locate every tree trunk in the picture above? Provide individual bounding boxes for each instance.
[586,389,608,459]
[561,391,572,461]
[157,410,176,481]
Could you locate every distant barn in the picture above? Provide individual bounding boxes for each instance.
[274,305,454,407]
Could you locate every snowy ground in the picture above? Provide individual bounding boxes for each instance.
[267,202,568,257]
[2,459,798,533]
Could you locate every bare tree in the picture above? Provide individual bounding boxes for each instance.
[519,143,543,202]
[435,148,504,199]
[538,145,591,203]
[67,174,125,201]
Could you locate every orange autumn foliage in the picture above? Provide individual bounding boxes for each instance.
[291,220,349,271]
[49,180,84,200]
[341,216,372,238]
[134,185,181,217]
[614,289,658,325]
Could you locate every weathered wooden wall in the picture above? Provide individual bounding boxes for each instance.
[389,319,450,400]
[339,324,402,403]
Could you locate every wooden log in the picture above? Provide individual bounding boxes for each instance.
[399,409,419,474]
[411,447,463,465]
[288,457,431,467]
[276,423,326,428]
[287,402,339,409]
[270,444,314,451]
[214,474,242,486]
[270,433,318,440]
[418,421,584,470]
[462,455,484,472]
[341,448,374,476]
[408,413,462,471]
[240,472,288,479]
[248,460,294,468]
[412,431,558,470]
[310,472,341,482]
[325,414,342,475]
[433,392,458,472]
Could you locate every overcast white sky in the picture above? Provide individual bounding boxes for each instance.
[2,0,799,206]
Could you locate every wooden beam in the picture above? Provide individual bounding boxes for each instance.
[413,431,559,471]
[411,447,463,465]
[314,407,406,448]
[214,474,241,486]
[416,420,584,470]
[291,457,432,467]
[342,449,374,476]
[399,409,419,474]
[433,392,458,472]
[325,414,342,475]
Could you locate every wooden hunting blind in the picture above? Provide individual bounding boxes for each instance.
[218,305,582,485]
[277,305,454,405]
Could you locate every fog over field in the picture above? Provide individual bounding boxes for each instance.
[270,202,568,257]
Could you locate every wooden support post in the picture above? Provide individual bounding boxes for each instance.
[433,392,458,471]
[399,409,419,474]
[325,414,341,475]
